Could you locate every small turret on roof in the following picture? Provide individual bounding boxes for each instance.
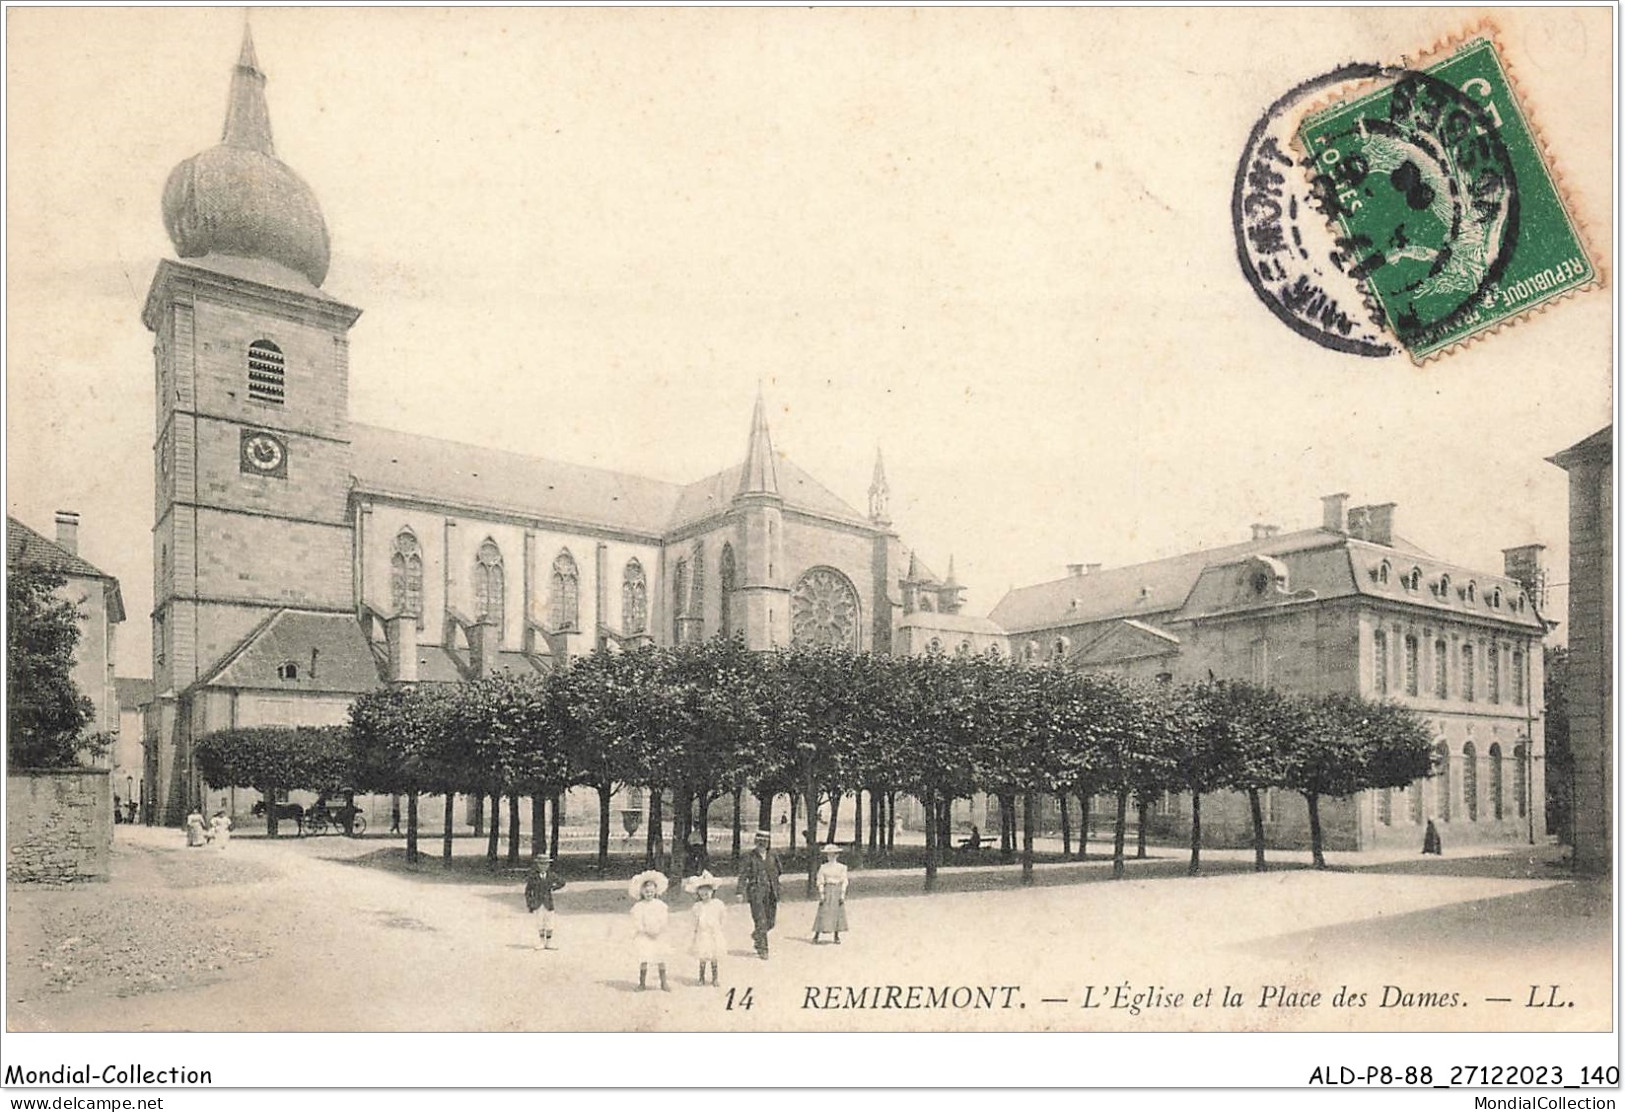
[736,388,780,499]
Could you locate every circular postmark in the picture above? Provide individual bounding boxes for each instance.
[1234,64,1400,357]
[1234,63,1520,358]
[1299,69,1520,355]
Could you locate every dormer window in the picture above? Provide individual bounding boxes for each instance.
[1437,573,1451,600]
[1465,581,1477,604]
[277,661,299,681]
[1489,586,1502,609]
[1377,561,1391,585]
[247,340,285,405]
[1403,567,1422,591]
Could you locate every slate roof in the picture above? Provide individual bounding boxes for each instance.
[198,609,383,694]
[7,516,126,622]
[992,526,1544,635]
[7,517,117,581]
[352,423,870,538]
[115,677,155,710]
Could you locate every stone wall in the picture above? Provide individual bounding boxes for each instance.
[6,769,114,882]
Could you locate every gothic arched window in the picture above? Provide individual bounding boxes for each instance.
[690,541,706,634]
[718,544,737,638]
[790,567,860,649]
[672,559,689,643]
[622,559,648,636]
[391,529,424,626]
[474,540,505,640]
[550,550,579,632]
[247,339,285,405]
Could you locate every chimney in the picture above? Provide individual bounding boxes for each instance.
[1346,505,1371,541]
[1321,492,1349,534]
[1067,564,1086,577]
[54,510,80,555]
[1502,543,1547,601]
[1086,562,1102,575]
[1365,503,1396,546]
[1250,523,1281,541]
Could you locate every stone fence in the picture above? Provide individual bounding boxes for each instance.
[6,768,113,882]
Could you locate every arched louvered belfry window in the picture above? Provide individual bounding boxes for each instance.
[247,340,285,404]
[550,550,579,631]
[474,539,505,641]
[391,529,424,627]
[718,543,736,638]
[622,559,648,636]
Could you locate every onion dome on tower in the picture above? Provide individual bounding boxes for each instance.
[160,25,331,288]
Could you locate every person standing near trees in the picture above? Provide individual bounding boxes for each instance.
[628,870,672,991]
[811,843,848,944]
[524,856,566,950]
[736,829,781,959]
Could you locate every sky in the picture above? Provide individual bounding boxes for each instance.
[5,7,1614,677]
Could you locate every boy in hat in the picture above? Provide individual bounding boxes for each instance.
[736,829,782,959]
[684,870,726,986]
[524,856,566,950]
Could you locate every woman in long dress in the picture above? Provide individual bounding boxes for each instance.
[812,844,848,944]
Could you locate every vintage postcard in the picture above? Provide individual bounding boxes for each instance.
[2,5,1615,1097]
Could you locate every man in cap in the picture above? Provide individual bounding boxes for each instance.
[736,829,782,959]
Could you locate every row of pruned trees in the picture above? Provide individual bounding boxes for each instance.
[198,639,1435,890]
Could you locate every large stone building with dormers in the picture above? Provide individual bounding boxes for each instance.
[142,32,982,825]
[991,493,1551,851]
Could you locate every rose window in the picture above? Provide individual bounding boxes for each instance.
[791,568,859,648]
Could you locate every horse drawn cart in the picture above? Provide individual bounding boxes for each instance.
[306,795,367,837]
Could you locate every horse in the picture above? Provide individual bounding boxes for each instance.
[250,800,306,836]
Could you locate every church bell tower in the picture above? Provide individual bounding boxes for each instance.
[143,25,362,698]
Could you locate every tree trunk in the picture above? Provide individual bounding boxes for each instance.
[646,787,664,870]
[597,782,612,877]
[731,786,743,862]
[1078,793,1091,860]
[939,797,953,854]
[789,793,799,855]
[485,792,501,866]
[866,789,878,859]
[1188,791,1202,876]
[804,774,819,897]
[472,794,484,837]
[886,791,897,853]
[406,792,419,865]
[1058,793,1072,857]
[1306,791,1326,869]
[263,784,280,837]
[697,790,712,845]
[852,790,862,852]
[1000,794,1015,861]
[1021,791,1036,885]
[507,793,521,865]
[1247,788,1268,872]
[1111,789,1129,879]
[1136,796,1149,859]
[549,791,563,861]
[923,790,939,891]
[825,792,842,845]
[757,790,774,832]
[531,793,545,859]
[442,794,455,861]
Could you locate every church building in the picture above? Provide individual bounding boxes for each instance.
[143,32,986,823]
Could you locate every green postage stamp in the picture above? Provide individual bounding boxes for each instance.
[1296,32,1597,361]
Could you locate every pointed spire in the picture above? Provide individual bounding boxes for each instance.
[737,388,780,498]
[867,446,892,526]
[906,551,920,579]
[945,554,958,586]
[222,17,275,154]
